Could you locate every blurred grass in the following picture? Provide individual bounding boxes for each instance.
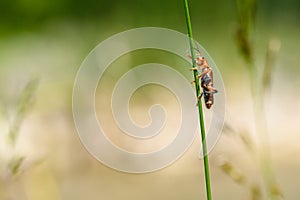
[8,78,38,145]
[0,0,299,199]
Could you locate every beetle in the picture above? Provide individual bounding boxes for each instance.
[188,49,218,109]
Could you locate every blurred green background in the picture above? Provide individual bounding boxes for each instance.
[0,0,299,199]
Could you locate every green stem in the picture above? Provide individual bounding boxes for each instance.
[250,65,279,199]
[183,1,212,200]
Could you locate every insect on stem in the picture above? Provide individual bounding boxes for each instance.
[183,0,213,200]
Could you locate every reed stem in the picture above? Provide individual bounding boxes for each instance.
[183,0,212,199]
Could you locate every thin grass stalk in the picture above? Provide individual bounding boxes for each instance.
[235,0,282,198]
[183,0,212,199]
[252,51,282,199]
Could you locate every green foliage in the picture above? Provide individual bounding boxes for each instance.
[224,0,284,199]
[219,160,246,185]
[7,155,25,175]
[235,0,257,64]
[262,39,281,96]
[8,78,38,145]
[0,78,39,179]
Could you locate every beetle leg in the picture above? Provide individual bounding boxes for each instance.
[199,92,204,99]
[204,81,218,94]
[212,89,218,94]
[205,89,218,94]
[194,92,204,106]
[189,67,198,71]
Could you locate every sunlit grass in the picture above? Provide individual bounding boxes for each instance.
[219,0,283,199]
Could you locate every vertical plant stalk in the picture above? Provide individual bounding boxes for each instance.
[183,0,212,199]
[235,0,282,198]
[8,78,38,146]
[252,40,282,199]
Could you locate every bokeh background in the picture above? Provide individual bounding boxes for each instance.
[0,0,299,199]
